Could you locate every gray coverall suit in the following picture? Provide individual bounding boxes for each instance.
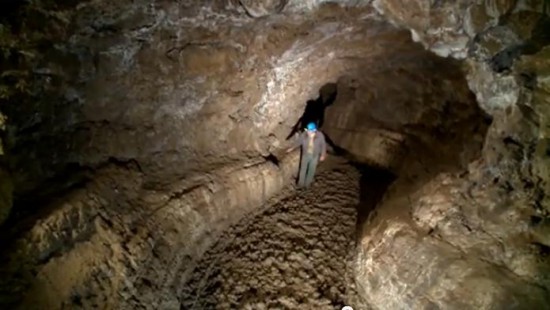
[294,131,327,188]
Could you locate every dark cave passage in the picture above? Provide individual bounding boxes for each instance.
[353,165,396,240]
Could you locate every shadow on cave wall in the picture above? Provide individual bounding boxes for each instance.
[285,81,399,233]
[286,83,337,138]
[286,82,348,156]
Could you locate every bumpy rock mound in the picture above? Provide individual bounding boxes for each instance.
[0,0,549,309]
[181,166,363,309]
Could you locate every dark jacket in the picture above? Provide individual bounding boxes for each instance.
[294,131,327,157]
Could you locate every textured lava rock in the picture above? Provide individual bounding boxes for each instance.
[322,53,488,172]
[0,0,549,309]
[0,154,299,309]
[1,2,390,198]
[356,167,550,309]
[353,1,550,309]
[238,0,288,17]
[180,165,365,310]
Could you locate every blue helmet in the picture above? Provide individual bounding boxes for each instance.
[306,122,317,131]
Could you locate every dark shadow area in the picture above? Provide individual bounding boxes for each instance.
[352,164,397,239]
[0,155,141,242]
[285,83,347,163]
[323,133,349,157]
[0,0,93,233]
[262,153,280,167]
[286,83,337,140]
[487,12,550,73]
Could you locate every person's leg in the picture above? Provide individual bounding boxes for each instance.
[297,153,310,187]
[304,155,319,188]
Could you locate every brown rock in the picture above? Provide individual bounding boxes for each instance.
[0,1,549,309]
[464,3,496,37]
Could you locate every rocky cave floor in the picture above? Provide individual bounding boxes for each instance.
[180,160,369,310]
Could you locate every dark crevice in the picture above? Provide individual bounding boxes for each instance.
[5,162,90,222]
[530,215,543,226]
[71,294,83,306]
[519,72,538,90]
[503,136,522,148]
[489,14,550,73]
[489,44,525,73]
[263,153,280,167]
[532,242,550,257]
[352,163,397,237]
[101,156,144,173]
[523,14,550,56]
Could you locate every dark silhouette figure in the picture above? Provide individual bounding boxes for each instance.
[286,83,349,156]
[286,83,338,140]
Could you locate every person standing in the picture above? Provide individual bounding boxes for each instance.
[286,122,327,188]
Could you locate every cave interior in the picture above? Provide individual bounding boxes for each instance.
[0,0,549,309]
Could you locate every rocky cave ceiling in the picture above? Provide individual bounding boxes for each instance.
[0,0,549,309]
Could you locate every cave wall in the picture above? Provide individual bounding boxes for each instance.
[322,53,489,172]
[2,1,388,201]
[0,152,301,308]
[353,0,550,308]
[0,0,549,309]
[1,4,415,308]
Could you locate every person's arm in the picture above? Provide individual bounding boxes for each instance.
[286,132,303,153]
[319,133,327,161]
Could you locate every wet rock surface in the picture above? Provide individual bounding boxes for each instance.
[180,164,367,310]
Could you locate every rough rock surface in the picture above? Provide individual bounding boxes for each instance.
[1,1,388,200]
[0,153,299,309]
[0,0,549,309]
[352,1,550,309]
[372,0,549,113]
[180,163,366,310]
[356,165,550,309]
[322,55,489,172]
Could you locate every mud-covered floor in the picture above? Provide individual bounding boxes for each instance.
[180,163,369,310]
